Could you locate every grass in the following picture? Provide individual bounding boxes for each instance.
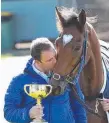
[1,49,30,59]
[1,53,14,59]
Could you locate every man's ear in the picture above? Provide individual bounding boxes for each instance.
[35,59,41,64]
[79,9,86,27]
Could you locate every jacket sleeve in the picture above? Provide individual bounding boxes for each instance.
[69,82,87,123]
[4,77,32,123]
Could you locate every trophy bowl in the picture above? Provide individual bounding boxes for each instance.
[24,84,52,123]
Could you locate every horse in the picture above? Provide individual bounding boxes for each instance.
[50,7,109,123]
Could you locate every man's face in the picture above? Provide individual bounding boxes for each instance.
[40,48,57,72]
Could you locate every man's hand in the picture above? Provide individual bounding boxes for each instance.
[29,105,44,120]
[101,99,109,112]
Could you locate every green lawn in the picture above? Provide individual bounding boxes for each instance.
[1,53,14,59]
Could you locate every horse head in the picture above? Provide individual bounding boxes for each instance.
[54,7,87,75]
[50,7,103,98]
[49,7,88,94]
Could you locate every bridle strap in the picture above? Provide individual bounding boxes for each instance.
[69,31,88,76]
[69,57,81,76]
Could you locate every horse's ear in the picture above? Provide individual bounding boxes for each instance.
[79,9,86,26]
[55,7,64,26]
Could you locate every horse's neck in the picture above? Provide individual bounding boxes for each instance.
[81,40,104,97]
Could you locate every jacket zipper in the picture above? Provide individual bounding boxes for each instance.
[49,99,52,123]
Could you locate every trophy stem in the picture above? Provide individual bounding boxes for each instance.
[37,98,41,105]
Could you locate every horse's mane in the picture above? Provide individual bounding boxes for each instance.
[56,7,97,33]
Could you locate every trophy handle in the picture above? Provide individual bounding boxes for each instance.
[46,85,52,97]
[24,84,31,96]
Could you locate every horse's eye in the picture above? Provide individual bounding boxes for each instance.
[59,33,62,37]
[74,46,81,51]
[77,40,81,42]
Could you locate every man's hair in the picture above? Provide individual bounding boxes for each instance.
[30,37,55,61]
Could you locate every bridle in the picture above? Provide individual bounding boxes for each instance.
[51,31,106,119]
[52,31,88,84]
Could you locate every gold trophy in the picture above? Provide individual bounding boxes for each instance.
[24,84,52,123]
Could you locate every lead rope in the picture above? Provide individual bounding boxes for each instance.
[69,82,106,119]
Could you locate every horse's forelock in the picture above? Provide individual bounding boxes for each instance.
[59,7,78,19]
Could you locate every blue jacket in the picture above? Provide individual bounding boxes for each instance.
[4,58,87,123]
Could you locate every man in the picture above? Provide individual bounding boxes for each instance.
[100,99,109,122]
[4,37,87,123]
[101,99,109,112]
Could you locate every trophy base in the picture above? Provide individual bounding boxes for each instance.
[30,119,48,123]
[30,121,48,123]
